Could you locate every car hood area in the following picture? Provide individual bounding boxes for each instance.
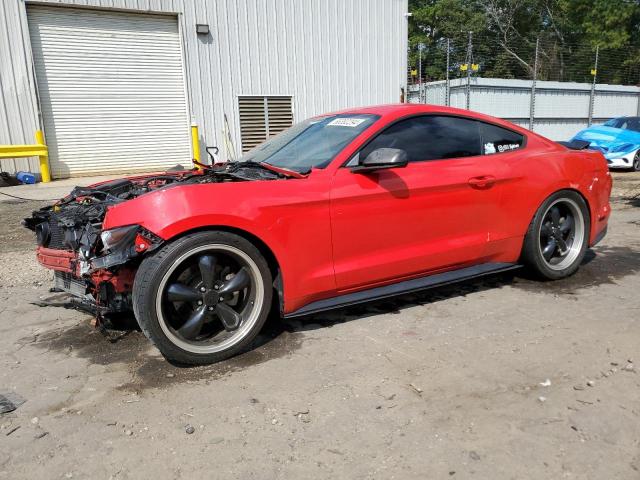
[21,163,300,272]
[572,125,640,157]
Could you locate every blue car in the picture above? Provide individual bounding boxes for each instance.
[571,116,640,170]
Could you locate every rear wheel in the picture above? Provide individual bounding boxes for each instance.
[521,190,590,280]
[133,231,272,365]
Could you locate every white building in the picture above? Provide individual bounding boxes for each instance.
[0,0,408,178]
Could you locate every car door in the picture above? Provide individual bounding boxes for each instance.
[330,114,506,291]
[476,120,527,257]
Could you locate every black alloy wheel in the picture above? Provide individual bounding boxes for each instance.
[133,231,272,364]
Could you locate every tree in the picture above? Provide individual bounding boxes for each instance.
[408,0,487,81]
[408,0,640,85]
[476,0,543,75]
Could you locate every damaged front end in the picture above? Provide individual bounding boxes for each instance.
[23,163,296,319]
[23,177,168,317]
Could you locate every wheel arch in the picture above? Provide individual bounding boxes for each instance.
[520,187,592,259]
[562,187,592,221]
[533,187,592,228]
[158,225,285,314]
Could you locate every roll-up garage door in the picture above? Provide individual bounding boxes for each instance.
[27,6,192,177]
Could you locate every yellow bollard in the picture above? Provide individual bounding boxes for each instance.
[35,130,51,183]
[191,123,201,170]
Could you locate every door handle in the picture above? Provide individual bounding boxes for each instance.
[468,175,496,189]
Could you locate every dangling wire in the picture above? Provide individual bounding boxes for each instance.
[0,191,58,202]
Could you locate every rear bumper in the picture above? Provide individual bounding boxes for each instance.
[591,225,607,247]
[586,168,612,247]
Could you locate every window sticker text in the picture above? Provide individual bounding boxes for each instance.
[327,118,367,127]
[497,143,520,152]
[485,142,520,154]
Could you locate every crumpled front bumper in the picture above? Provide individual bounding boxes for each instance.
[36,247,92,301]
[36,247,79,275]
[35,246,135,314]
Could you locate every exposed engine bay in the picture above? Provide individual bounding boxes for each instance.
[22,162,293,319]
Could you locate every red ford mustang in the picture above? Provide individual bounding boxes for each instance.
[25,104,612,364]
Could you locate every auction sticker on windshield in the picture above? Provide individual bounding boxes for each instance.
[327,118,367,127]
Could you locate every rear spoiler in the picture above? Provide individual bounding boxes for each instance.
[557,139,591,150]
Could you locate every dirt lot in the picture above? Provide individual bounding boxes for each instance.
[1,173,639,480]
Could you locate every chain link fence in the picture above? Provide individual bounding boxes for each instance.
[407,35,640,140]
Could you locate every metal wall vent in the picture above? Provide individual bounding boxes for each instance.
[238,96,293,152]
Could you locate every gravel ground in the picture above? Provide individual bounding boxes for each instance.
[0,200,52,289]
[0,173,639,480]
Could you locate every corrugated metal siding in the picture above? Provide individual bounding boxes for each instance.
[186,0,407,162]
[0,0,40,173]
[28,5,192,176]
[0,0,408,176]
[414,77,640,140]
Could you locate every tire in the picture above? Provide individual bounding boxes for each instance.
[521,190,590,280]
[633,151,640,172]
[133,231,273,365]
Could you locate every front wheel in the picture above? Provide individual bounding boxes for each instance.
[521,190,590,280]
[133,231,273,365]
[633,150,640,171]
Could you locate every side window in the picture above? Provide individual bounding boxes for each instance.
[628,118,640,132]
[360,115,482,162]
[480,122,524,154]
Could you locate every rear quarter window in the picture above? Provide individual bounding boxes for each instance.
[481,122,525,155]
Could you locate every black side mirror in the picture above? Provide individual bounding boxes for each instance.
[351,148,408,173]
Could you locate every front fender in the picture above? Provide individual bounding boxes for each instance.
[103,183,286,272]
[102,180,336,313]
[104,184,285,248]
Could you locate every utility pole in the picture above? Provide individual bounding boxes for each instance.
[465,31,472,110]
[403,12,412,104]
[588,45,599,126]
[446,38,450,106]
[529,37,539,131]
[418,42,425,103]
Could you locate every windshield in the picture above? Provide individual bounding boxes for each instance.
[237,113,379,172]
[603,117,640,132]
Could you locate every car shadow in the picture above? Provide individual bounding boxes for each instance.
[625,195,640,208]
[101,244,639,353]
[282,270,520,332]
[30,245,639,383]
[278,244,640,333]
